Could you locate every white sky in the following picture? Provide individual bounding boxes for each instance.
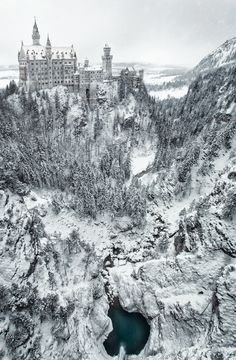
[1,0,236,66]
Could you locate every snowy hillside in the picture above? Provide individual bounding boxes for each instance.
[193,37,236,75]
[0,44,236,360]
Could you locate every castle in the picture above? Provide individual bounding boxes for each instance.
[18,20,144,99]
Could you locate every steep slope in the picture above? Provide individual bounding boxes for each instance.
[153,65,236,203]
[145,38,236,99]
[0,189,112,360]
[1,55,236,360]
[111,64,236,359]
[192,37,236,75]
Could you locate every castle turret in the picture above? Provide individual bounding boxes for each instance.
[46,34,52,57]
[32,18,40,46]
[45,35,53,88]
[102,44,113,80]
[18,41,26,61]
[84,58,89,68]
[18,41,27,86]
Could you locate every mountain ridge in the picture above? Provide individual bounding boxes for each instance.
[192,36,236,75]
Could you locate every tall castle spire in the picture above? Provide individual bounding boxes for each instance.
[18,41,26,61]
[46,34,52,59]
[32,18,40,46]
[46,34,51,48]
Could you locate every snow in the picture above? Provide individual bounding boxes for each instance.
[149,86,189,100]
[145,75,177,86]
[22,45,75,60]
[1,158,236,360]
[0,60,236,360]
[194,37,236,74]
[0,78,16,89]
[163,198,193,232]
[0,69,18,78]
[23,189,112,257]
[131,151,155,176]
[24,190,49,210]
[0,68,19,88]
[226,102,236,114]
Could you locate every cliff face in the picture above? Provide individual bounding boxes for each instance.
[0,189,111,360]
[1,165,236,360]
[1,51,236,359]
[109,69,236,357]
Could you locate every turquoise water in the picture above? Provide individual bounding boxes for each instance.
[104,302,150,356]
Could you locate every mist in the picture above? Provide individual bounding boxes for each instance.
[1,0,236,66]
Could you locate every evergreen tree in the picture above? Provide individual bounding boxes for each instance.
[54,90,60,113]
[5,80,18,97]
[123,153,131,179]
[19,88,27,110]
[94,108,103,140]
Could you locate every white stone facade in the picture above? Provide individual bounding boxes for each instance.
[18,20,77,91]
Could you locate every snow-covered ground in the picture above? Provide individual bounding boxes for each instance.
[0,68,18,88]
[1,46,236,360]
[131,150,155,176]
[144,74,177,86]
[139,64,189,100]
[0,78,18,89]
[149,85,189,100]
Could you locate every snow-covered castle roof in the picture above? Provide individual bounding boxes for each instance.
[21,45,76,60]
[19,20,76,61]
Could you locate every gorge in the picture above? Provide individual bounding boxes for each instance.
[0,36,236,360]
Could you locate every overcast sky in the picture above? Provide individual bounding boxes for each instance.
[1,0,236,67]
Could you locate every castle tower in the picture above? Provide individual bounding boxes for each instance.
[32,18,40,46]
[102,44,113,80]
[18,41,27,87]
